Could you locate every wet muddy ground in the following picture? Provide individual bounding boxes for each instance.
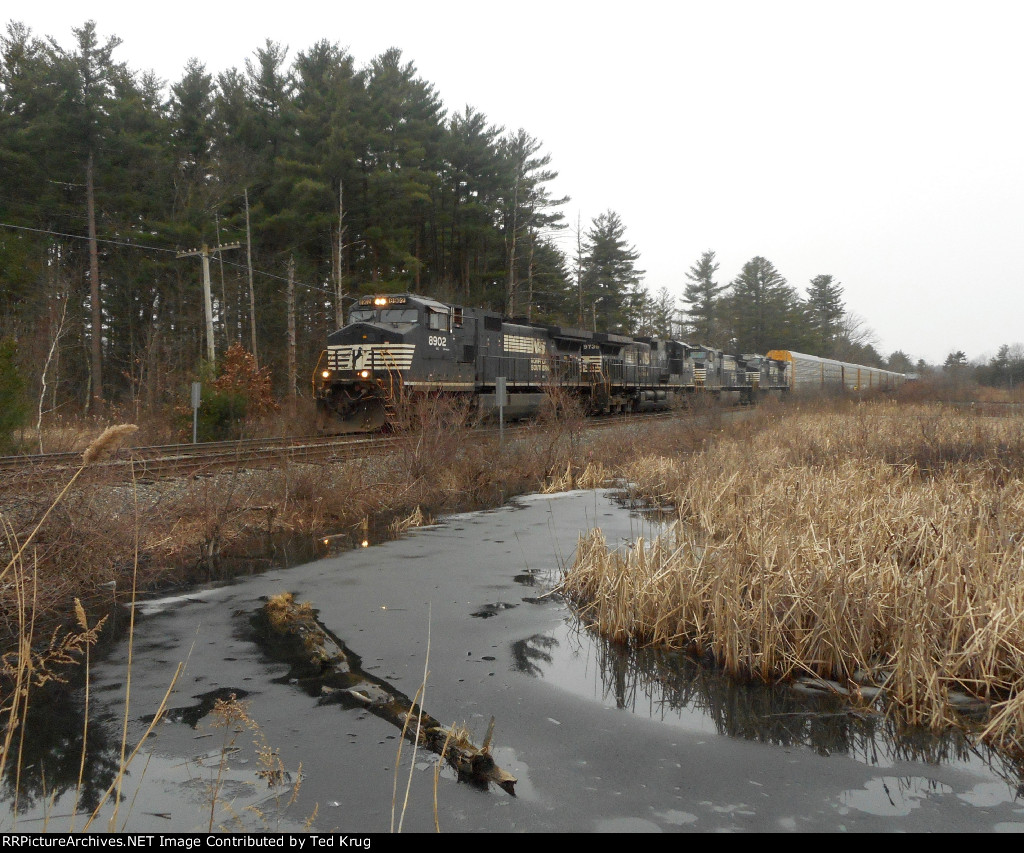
[6,489,1024,833]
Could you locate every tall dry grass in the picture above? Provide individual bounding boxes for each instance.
[0,426,188,830]
[0,425,319,831]
[560,401,1024,758]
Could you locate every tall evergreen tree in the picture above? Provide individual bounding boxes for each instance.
[439,106,504,299]
[46,20,127,407]
[943,350,968,369]
[290,40,361,339]
[724,256,808,354]
[360,48,445,288]
[0,22,55,339]
[681,249,724,346]
[805,273,845,356]
[524,237,574,323]
[886,350,914,373]
[579,210,643,333]
[498,129,568,316]
[101,66,177,398]
[168,59,217,221]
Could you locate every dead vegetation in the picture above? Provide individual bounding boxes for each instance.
[0,394,662,656]
[559,399,1024,762]
[8,392,1024,819]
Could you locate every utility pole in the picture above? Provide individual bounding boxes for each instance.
[215,213,228,344]
[177,242,241,366]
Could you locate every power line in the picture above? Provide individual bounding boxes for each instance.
[0,217,582,302]
[0,218,342,298]
[0,220,180,254]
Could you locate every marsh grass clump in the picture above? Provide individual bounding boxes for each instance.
[389,506,430,535]
[264,592,310,628]
[560,401,1024,757]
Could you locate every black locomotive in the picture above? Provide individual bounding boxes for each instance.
[312,292,798,433]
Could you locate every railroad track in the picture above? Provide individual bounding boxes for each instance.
[0,407,734,483]
[0,433,400,480]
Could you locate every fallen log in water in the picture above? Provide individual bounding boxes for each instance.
[250,592,517,795]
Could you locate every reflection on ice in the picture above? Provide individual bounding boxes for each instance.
[512,617,1024,805]
[511,634,560,678]
[840,776,953,816]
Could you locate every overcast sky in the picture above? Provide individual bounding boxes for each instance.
[8,0,1024,365]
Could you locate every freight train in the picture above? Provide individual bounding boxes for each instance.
[312,293,907,433]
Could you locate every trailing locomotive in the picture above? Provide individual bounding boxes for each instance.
[313,293,905,433]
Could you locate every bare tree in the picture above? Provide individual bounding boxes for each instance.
[831,312,879,361]
[37,290,69,452]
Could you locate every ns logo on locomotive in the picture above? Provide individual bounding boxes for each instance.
[312,293,908,434]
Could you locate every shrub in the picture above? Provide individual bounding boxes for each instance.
[180,345,277,442]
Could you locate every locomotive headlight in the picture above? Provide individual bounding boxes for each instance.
[359,370,370,378]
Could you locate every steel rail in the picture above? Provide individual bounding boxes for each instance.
[0,406,739,482]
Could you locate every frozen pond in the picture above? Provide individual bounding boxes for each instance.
[5,489,1024,833]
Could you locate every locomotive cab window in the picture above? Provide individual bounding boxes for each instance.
[427,308,451,332]
[380,308,418,324]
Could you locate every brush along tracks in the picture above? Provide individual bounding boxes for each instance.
[250,592,517,796]
[0,406,733,486]
[559,402,1024,762]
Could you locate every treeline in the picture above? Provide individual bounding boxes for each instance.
[1,19,914,422]
[942,346,1024,390]
[0,20,583,415]
[674,251,914,372]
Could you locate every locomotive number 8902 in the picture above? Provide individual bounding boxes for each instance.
[312,292,908,433]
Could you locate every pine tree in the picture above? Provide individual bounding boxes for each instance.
[943,350,968,369]
[724,256,807,354]
[681,249,724,346]
[53,21,127,408]
[169,59,218,220]
[887,350,914,373]
[498,129,568,316]
[525,238,575,323]
[580,211,644,333]
[805,274,845,356]
[360,48,445,288]
[440,106,505,299]
[0,23,56,335]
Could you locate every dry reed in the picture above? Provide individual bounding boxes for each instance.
[560,401,1024,756]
